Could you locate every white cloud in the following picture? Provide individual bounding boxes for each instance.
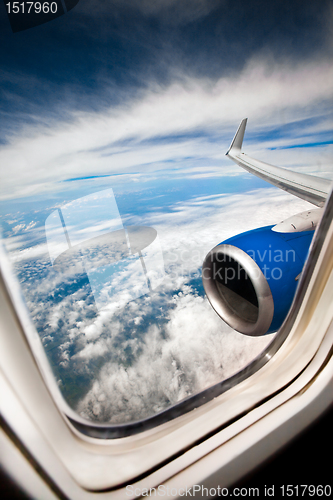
[77,288,273,423]
[144,188,315,281]
[0,56,332,200]
[12,224,25,233]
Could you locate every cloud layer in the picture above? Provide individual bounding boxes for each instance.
[7,186,314,422]
[1,0,332,425]
[77,289,272,424]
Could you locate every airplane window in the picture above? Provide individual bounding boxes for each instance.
[2,126,331,432]
[1,167,277,426]
[1,1,332,435]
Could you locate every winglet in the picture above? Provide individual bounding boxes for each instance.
[226,118,247,155]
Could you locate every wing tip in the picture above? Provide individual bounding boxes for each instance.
[226,118,248,156]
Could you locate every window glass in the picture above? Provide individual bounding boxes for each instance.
[0,1,332,426]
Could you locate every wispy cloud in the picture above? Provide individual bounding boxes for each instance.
[0,57,332,201]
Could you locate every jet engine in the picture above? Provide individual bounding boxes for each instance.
[202,224,315,336]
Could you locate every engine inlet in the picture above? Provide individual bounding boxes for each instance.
[202,244,274,336]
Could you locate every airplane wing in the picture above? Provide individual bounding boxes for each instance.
[226,119,329,207]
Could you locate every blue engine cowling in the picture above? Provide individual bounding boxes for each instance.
[202,226,314,336]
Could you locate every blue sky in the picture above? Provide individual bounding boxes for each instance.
[0,0,332,423]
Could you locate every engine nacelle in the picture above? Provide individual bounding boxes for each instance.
[202,226,315,336]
